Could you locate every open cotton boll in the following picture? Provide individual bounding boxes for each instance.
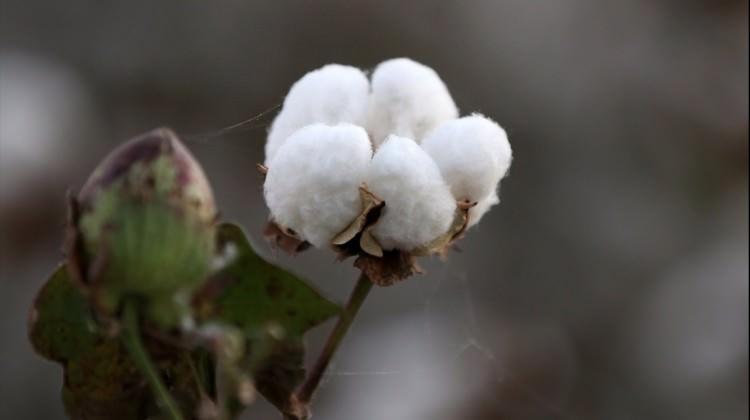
[367,58,458,147]
[421,114,512,203]
[264,64,369,164]
[264,123,372,247]
[468,192,499,228]
[367,135,456,251]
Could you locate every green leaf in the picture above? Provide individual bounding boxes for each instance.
[200,223,341,414]
[204,223,341,337]
[29,265,98,362]
[252,337,306,415]
[29,266,199,420]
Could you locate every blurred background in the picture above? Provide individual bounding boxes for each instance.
[1,1,747,419]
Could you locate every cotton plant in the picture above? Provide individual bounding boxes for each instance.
[262,58,513,284]
[27,58,513,420]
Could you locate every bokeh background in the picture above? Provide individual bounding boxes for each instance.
[1,1,747,419]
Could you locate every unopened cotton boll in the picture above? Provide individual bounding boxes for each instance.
[367,58,458,147]
[421,114,512,204]
[367,135,457,251]
[265,64,369,164]
[264,123,372,248]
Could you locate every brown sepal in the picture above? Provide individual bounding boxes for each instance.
[331,185,384,248]
[331,185,386,262]
[354,250,423,287]
[358,227,383,257]
[411,200,475,258]
[263,220,311,255]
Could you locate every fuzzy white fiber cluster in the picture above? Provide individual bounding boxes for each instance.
[367,136,457,251]
[367,58,458,147]
[263,123,372,248]
[264,64,369,165]
[263,58,512,250]
[422,114,512,226]
[469,192,500,228]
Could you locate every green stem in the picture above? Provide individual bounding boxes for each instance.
[184,352,209,398]
[295,273,374,405]
[121,300,185,420]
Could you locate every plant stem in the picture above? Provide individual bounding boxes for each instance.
[184,351,209,398]
[296,272,373,405]
[121,300,186,420]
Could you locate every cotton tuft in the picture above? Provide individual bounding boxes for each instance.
[421,114,512,204]
[468,191,499,228]
[367,58,458,147]
[366,135,456,250]
[264,123,372,247]
[265,64,369,165]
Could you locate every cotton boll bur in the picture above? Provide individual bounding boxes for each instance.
[264,124,372,247]
[265,64,370,164]
[367,58,458,147]
[367,136,456,251]
[422,114,512,204]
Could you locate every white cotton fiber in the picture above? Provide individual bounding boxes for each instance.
[421,114,512,205]
[263,123,372,247]
[366,135,457,251]
[468,192,499,228]
[265,64,369,165]
[367,58,458,147]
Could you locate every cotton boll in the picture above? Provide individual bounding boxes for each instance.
[265,64,369,164]
[367,58,458,147]
[422,114,512,204]
[264,123,372,247]
[468,192,499,228]
[367,135,456,250]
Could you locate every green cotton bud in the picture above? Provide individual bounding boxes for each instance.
[73,128,216,327]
